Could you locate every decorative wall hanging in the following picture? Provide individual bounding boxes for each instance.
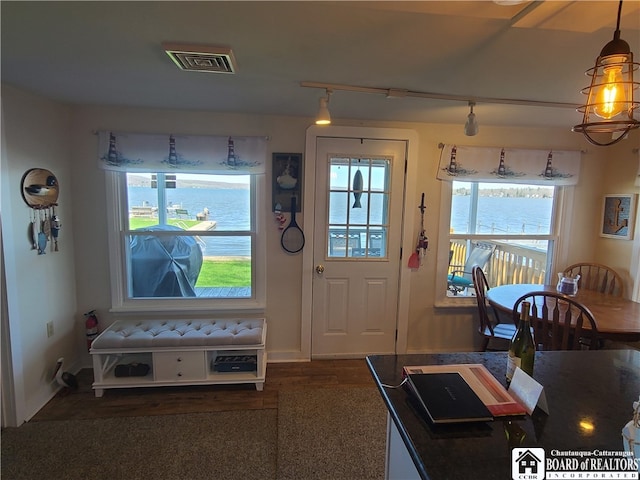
[273,203,287,231]
[97,131,267,174]
[436,145,581,186]
[20,168,61,254]
[272,153,302,212]
[600,194,637,240]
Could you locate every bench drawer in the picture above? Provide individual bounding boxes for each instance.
[154,351,205,381]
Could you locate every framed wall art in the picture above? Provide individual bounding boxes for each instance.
[272,153,302,212]
[600,194,637,240]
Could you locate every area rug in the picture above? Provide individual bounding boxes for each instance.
[276,387,387,480]
[1,410,277,480]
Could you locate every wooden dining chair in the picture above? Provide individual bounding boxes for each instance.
[472,266,516,351]
[512,291,600,351]
[563,263,624,297]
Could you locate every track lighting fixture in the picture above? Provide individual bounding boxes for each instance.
[464,102,479,136]
[572,0,639,146]
[315,89,332,125]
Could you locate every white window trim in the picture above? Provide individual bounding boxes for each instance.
[434,181,573,308]
[105,170,266,314]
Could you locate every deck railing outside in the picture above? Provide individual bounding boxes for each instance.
[449,240,547,289]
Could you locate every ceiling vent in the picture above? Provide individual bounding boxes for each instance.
[162,43,237,74]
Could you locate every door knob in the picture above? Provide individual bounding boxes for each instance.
[315,265,325,274]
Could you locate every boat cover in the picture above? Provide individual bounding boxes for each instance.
[130,225,203,297]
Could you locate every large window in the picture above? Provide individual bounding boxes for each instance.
[106,171,265,312]
[441,181,560,302]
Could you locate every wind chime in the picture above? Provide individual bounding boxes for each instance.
[20,168,61,255]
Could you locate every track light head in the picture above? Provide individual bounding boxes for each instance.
[464,102,479,136]
[315,89,332,125]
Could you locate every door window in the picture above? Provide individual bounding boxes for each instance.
[326,156,390,259]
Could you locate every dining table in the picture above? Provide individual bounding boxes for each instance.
[486,283,640,343]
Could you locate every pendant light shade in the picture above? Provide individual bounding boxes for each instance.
[573,0,639,146]
[464,102,479,136]
[315,89,332,125]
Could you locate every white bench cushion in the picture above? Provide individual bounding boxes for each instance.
[91,319,265,350]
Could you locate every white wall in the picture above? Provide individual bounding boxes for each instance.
[3,86,638,423]
[1,85,78,424]
[594,138,640,296]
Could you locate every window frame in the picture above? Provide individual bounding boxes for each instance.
[434,180,573,308]
[326,155,392,260]
[105,170,266,313]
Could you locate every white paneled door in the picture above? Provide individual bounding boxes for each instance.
[312,137,407,357]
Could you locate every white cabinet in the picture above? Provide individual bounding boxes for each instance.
[386,414,421,480]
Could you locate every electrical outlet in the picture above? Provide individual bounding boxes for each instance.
[46,321,54,338]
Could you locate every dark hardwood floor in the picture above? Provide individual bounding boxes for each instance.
[31,359,377,422]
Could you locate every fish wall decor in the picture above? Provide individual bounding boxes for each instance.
[352,169,363,208]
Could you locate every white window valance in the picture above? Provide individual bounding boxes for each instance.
[97,131,267,174]
[436,144,581,185]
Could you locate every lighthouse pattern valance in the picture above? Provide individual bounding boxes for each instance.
[97,131,267,174]
[437,145,581,186]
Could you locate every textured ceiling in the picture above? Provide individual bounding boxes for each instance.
[2,1,639,129]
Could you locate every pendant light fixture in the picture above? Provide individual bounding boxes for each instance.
[464,101,479,136]
[315,89,332,125]
[572,0,639,146]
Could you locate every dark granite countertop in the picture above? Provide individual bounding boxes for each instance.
[366,350,640,480]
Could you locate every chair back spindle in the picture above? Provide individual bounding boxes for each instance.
[563,263,623,297]
[513,291,600,351]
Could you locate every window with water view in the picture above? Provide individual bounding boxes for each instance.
[447,181,556,297]
[327,157,390,259]
[125,172,254,299]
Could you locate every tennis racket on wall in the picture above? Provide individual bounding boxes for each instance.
[281,196,305,253]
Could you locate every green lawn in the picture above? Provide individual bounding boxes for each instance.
[129,218,200,230]
[129,218,250,287]
[196,259,251,287]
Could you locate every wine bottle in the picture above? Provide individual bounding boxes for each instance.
[506,300,535,384]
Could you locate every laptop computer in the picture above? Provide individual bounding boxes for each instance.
[405,372,494,424]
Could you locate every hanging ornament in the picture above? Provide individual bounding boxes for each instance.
[28,209,37,250]
[352,169,363,208]
[42,209,51,240]
[37,210,48,255]
[51,206,61,252]
[20,168,61,255]
[274,203,286,230]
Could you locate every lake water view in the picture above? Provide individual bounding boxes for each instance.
[128,187,252,257]
[451,195,553,235]
[128,187,554,256]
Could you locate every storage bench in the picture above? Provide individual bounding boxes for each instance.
[90,318,266,397]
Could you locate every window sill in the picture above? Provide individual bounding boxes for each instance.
[110,301,265,316]
[434,296,477,309]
